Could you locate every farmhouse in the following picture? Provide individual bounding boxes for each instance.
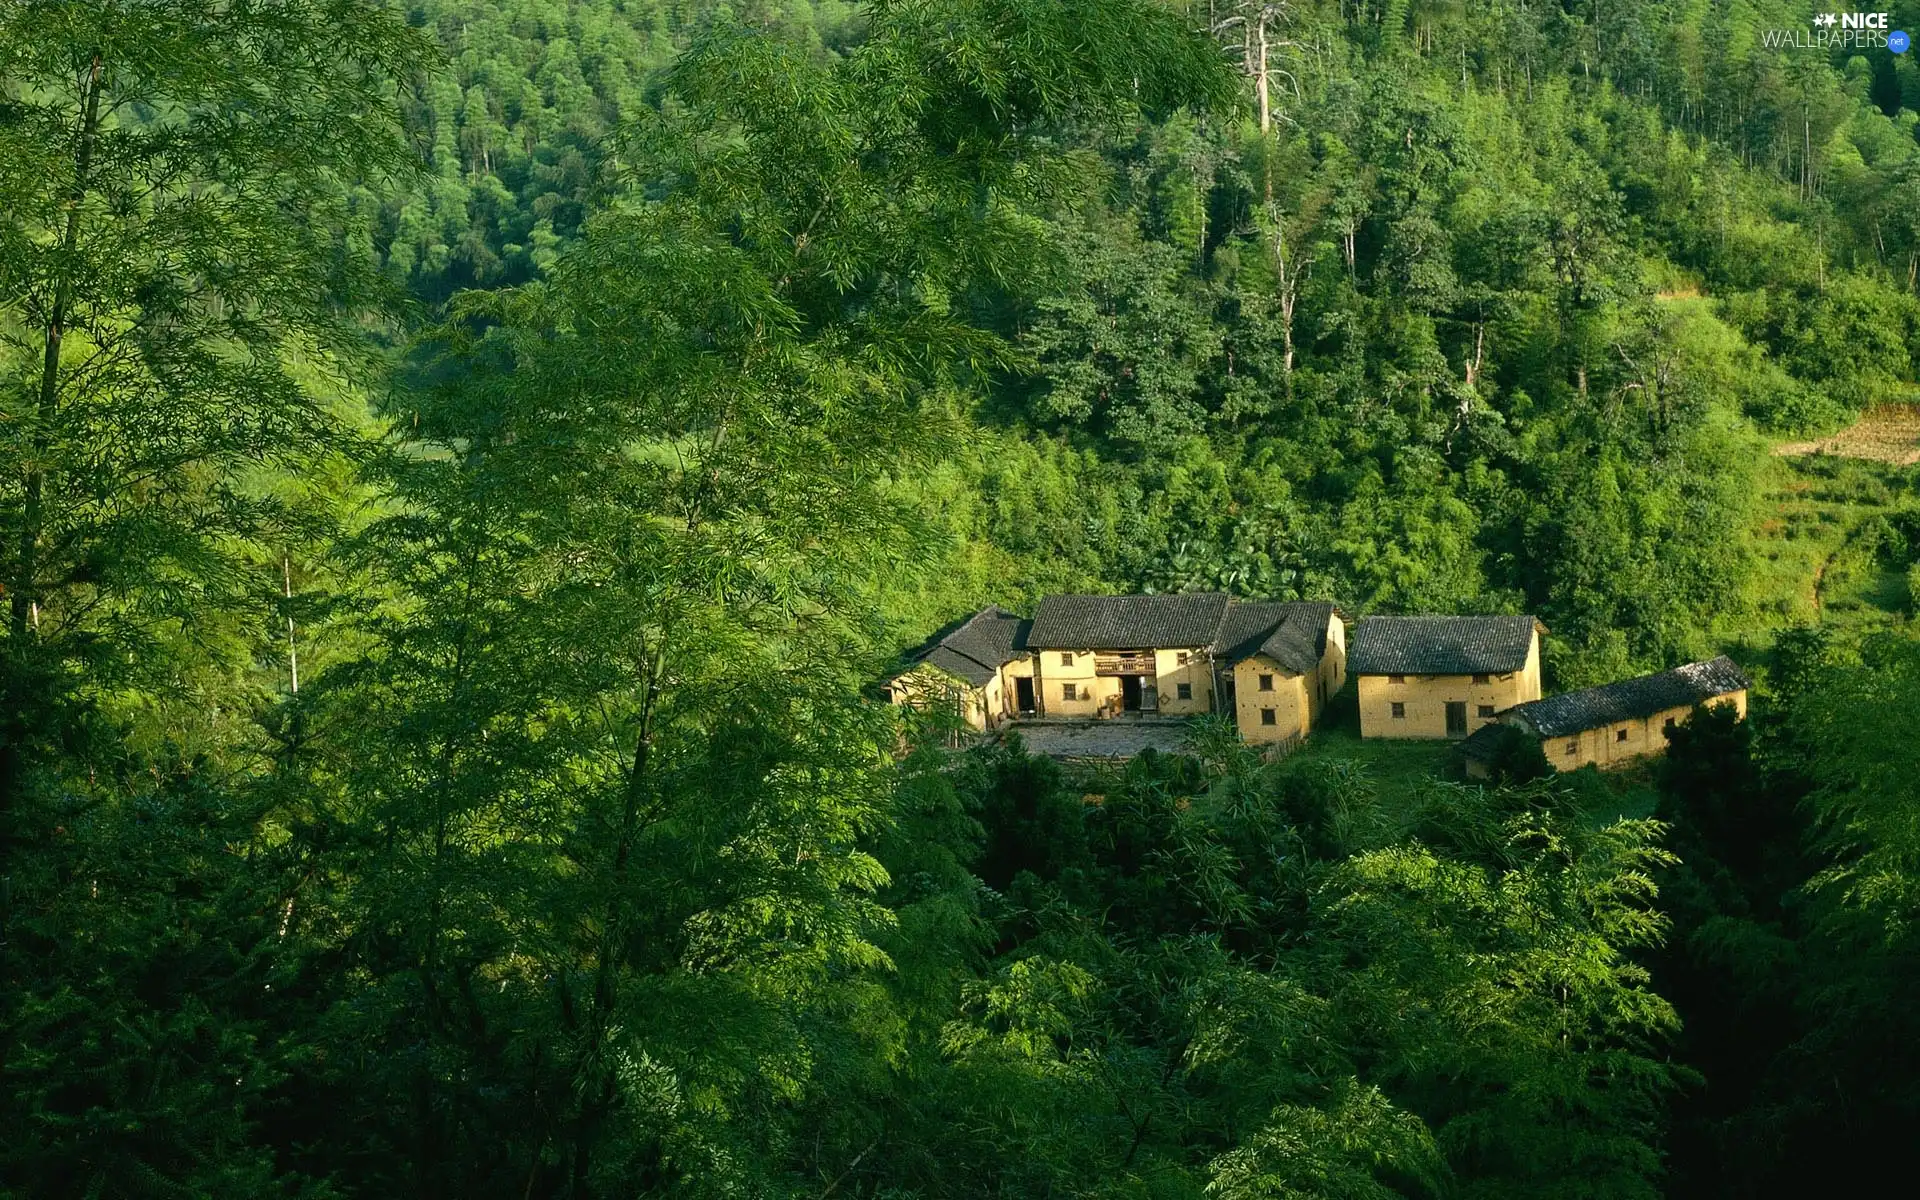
[1024,592,1230,720]
[1210,600,1345,743]
[1459,655,1751,776]
[886,593,1345,743]
[885,605,1034,731]
[1349,615,1545,740]
[889,597,1754,768]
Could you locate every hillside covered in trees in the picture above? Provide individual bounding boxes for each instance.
[5,0,1920,1196]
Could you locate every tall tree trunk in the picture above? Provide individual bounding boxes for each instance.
[2,51,105,896]
[1273,218,1299,401]
[1255,16,1271,134]
[569,643,668,1194]
[13,53,103,639]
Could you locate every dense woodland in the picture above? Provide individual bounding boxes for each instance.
[6,0,1920,1195]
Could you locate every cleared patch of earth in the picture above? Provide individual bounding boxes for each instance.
[1004,719,1199,759]
[1774,405,1920,465]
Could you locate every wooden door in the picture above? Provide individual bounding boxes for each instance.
[1445,701,1467,737]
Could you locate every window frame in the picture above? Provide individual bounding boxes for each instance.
[1060,652,1075,667]
[1176,682,1192,701]
[1061,682,1079,701]
[1259,708,1277,726]
[1390,701,1406,719]
[1258,673,1275,692]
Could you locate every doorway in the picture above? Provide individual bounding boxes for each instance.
[1121,675,1144,712]
[1014,676,1036,715]
[1445,701,1468,737]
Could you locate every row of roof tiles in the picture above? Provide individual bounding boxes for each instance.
[905,593,1337,682]
[918,595,1541,679]
[1343,614,1543,676]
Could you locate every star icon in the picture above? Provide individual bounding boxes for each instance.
[1814,11,1837,26]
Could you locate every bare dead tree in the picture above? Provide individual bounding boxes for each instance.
[1267,199,1314,401]
[1208,1,1301,139]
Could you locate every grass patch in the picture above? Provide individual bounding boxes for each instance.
[1279,685,1462,816]
[1738,449,1918,661]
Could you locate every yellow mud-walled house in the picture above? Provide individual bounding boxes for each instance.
[1023,593,1231,720]
[885,605,1033,731]
[1459,655,1750,775]
[1212,601,1346,743]
[887,593,1347,745]
[1349,615,1544,740]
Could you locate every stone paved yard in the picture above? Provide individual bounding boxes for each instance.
[1003,720,1199,759]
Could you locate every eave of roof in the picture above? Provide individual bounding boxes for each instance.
[1456,722,1510,761]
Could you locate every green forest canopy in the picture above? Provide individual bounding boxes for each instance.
[5,0,1920,1196]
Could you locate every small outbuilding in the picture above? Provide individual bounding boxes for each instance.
[885,605,1033,730]
[1463,655,1751,776]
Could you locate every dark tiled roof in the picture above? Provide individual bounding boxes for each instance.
[1026,592,1232,650]
[1214,601,1336,674]
[1347,615,1541,676]
[899,605,1031,686]
[1502,656,1750,738]
[1457,722,1510,762]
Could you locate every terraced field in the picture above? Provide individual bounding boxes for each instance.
[1772,405,1920,465]
[1749,440,1916,643]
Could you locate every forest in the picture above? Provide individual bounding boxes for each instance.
[5,0,1920,1195]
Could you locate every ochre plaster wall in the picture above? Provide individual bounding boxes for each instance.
[1357,632,1542,740]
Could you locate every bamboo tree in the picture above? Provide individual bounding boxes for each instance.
[0,0,428,856]
[0,3,428,1193]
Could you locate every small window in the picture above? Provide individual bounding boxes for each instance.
[1258,673,1275,692]
[1260,708,1277,726]
[1061,683,1079,701]
[1472,674,1490,685]
[1477,704,1495,718]
[1388,674,1406,684]
[1176,651,1190,665]
[1176,682,1192,700]
[1663,717,1676,732]
[1616,728,1629,742]
[1565,740,1579,756]
[1060,652,1075,667]
[1390,702,1406,719]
